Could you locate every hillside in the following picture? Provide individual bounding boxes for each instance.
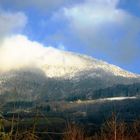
[0,48,140,102]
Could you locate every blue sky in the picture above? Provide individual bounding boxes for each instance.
[0,0,140,73]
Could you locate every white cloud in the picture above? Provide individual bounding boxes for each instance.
[53,0,140,63]
[0,35,69,72]
[62,0,129,34]
[0,35,47,71]
[0,10,27,38]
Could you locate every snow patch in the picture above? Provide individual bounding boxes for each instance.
[99,96,137,101]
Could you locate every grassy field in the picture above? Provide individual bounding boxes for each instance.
[0,98,140,139]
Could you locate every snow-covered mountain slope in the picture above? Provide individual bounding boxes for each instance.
[2,46,136,79]
[0,47,140,101]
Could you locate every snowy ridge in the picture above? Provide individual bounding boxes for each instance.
[0,46,139,79]
[75,97,137,104]
[0,35,140,101]
[35,47,138,78]
[0,34,138,79]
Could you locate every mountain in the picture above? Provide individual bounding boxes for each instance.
[0,47,140,102]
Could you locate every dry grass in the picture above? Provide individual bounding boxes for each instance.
[0,113,140,140]
[63,113,140,140]
[63,124,86,140]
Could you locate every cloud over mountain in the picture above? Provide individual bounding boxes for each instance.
[53,0,140,64]
[0,35,48,71]
[0,10,27,38]
[0,0,140,73]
